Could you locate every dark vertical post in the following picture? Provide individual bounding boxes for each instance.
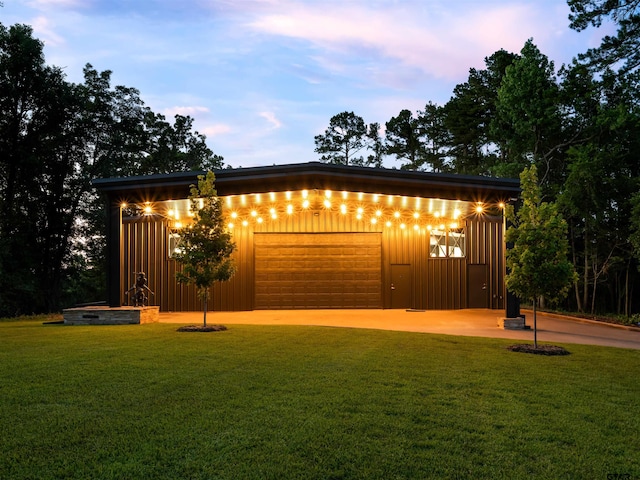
[106,195,123,308]
[503,204,521,319]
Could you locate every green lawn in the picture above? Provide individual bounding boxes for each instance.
[1,316,639,480]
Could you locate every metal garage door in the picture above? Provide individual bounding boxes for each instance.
[254,233,382,309]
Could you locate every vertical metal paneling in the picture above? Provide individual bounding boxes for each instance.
[121,204,505,311]
[466,216,505,310]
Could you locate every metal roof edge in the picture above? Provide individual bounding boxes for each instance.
[92,162,519,190]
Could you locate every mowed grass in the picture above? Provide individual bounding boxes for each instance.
[1,316,639,480]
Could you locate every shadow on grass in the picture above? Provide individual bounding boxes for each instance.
[176,324,228,332]
[507,344,571,355]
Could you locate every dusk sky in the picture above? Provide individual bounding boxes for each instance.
[2,0,611,169]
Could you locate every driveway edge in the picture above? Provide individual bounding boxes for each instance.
[522,309,640,332]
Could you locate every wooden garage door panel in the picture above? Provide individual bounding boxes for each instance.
[255,233,382,309]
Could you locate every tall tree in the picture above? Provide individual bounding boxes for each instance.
[505,166,576,348]
[630,190,640,271]
[419,102,450,172]
[444,49,518,175]
[0,23,80,315]
[558,66,640,314]
[384,109,425,170]
[314,111,372,166]
[0,23,223,316]
[568,0,640,73]
[491,40,563,184]
[366,122,384,168]
[174,172,235,327]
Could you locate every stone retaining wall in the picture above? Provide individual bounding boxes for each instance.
[63,306,159,325]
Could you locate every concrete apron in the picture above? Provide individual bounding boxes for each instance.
[159,308,640,350]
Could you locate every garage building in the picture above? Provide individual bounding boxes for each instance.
[93,162,520,314]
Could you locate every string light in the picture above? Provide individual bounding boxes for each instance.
[128,190,508,236]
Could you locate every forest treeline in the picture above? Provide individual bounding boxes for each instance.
[0,23,222,316]
[2,1,640,316]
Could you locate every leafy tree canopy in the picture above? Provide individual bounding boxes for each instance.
[314,111,379,166]
[505,165,577,346]
[505,165,576,303]
[492,39,562,181]
[569,0,640,73]
[0,22,223,316]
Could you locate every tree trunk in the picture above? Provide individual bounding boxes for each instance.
[570,226,583,312]
[625,261,630,318]
[203,291,208,327]
[591,263,597,315]
[533,297,538,349]
[583,236,589,311]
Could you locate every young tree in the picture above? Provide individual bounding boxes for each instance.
[505,165,576,348]
[174,172,235,327]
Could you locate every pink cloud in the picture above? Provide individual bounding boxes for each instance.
[162,106,211,118]
[248,2,552,81]
[31,15,66,46]
[201,124,233,137]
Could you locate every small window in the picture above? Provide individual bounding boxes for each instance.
[430,227,466,258]
[430,229,447,257]
[448,228,466,258]
[168,230,182,258]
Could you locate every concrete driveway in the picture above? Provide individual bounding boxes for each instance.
[159,308,640,350]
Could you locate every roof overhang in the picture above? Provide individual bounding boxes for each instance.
[92,162,520,204]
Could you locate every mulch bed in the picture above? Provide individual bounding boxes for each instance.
[507,344,571,356]
[177,324,228,332]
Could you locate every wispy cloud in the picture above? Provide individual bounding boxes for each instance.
[247,2,547,80]
[162,106,211,118]
[259,111,283,130]
[201,124,233,137]
[30,15,66,46]
[27,0,85,8]
[4,0,599,169]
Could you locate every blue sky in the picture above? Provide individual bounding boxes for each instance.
[2,0,609,168]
